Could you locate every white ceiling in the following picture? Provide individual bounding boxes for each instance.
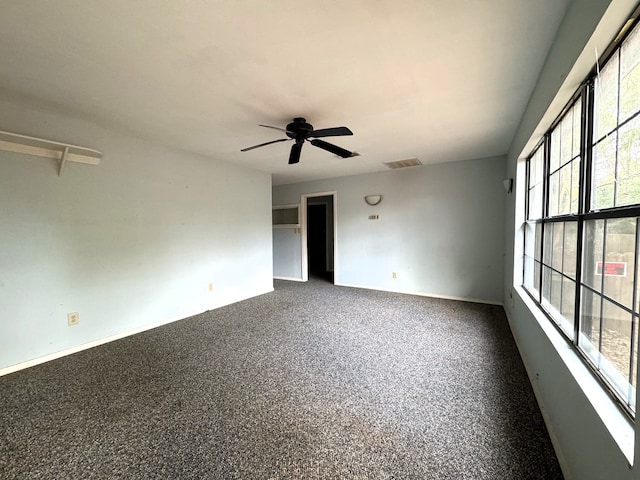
[0,0,570,185]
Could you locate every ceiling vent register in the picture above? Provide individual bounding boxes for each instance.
[383,158,422,169]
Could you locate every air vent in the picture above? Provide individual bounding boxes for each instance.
[383,158,422,169]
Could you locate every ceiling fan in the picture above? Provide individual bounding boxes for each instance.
[241,117,356,164]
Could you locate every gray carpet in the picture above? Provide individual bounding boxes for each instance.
[0,278,563,479]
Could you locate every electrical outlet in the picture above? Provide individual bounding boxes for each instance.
[67,312,79,326]
[208,283,214,292]
[392,272,397,279]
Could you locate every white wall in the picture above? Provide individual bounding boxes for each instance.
[0,94,273,372]
[504,1,640,478]
[274,155,506,304]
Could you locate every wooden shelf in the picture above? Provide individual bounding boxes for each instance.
[0,130,102,176]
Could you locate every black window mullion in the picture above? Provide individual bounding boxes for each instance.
[574,84,590,346]
[573,220,584,347]
[524,158,530,286]
[629,218,640,396]
[538,222,545,302]
[539,134,551,302]
[560,220,566,314]
[526,156,532,220]
[613,52,622,207]
[584,80,595,215]
[597,220,608,358]
[543,134,551,219]
[593,109,640,146]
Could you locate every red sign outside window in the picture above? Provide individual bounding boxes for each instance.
[595,262,627,277]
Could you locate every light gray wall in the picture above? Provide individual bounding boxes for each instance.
[0,94,273,371]
[274,156,506,304]
[504,0,640,478]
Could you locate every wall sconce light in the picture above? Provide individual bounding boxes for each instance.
[364,194,383,206]
[503,179,513,194]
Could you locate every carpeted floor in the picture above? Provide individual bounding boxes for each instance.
[0,278,563,479]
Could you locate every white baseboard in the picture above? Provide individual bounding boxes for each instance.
[0,286,274,377]
[273,276,305,282]
[335,282,504,306]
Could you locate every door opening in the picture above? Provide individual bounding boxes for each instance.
[303,193,336,283]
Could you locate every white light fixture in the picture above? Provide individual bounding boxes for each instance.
[364,194,383,206]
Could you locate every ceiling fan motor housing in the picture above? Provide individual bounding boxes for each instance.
[286,117,314,141]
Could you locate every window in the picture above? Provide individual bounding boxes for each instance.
[523,19,640,416]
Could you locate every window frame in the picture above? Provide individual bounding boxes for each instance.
[522,14,640,418]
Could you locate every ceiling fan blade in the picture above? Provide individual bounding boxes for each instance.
[310,139,354,158]
[309,126,353,138]
[241,138,289,152]
[289,143,303,164]
[259,124,291,133]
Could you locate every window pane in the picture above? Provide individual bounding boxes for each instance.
[524,222,538,295]
[549,172,559,216]
[543,223,553,266]
[594,51,619,141]
[564,222,578,280]
[528,185,543,220]
[534,261,541,297]
[632,316,639,396]
[542,265,552,308]
[561,114,573,164]
[558,164,572,214]
[552,222,564,272]
[572,99,582,158]
[601,299,633,400]
[583,220,605,291]
[616,115,640,207]
[592,133,617,210]
[603,217,637,309]
[579,287,602,365]
[525,221,536,258]
[561,277,576,336]
[551,270,563,314]
[620,23,640,123]
[524,255,535,290]
[571,158,580,213]
[535,223,542,262]
[532,148,544,185]
[550,128,561,173]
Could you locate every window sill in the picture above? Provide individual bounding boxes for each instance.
[514,285,635,466]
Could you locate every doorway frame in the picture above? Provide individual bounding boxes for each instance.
[301,191,337,282]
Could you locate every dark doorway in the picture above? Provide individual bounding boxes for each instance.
[306,196,334,283]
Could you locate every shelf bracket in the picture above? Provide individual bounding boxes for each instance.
[58,146,69,176]
[0,129,102,176]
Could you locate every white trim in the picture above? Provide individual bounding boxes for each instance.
[0,287,273,377]
[273,276,305,282]
[301,191,337,283]
[335,282,503,306]
[301,195,309,281]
